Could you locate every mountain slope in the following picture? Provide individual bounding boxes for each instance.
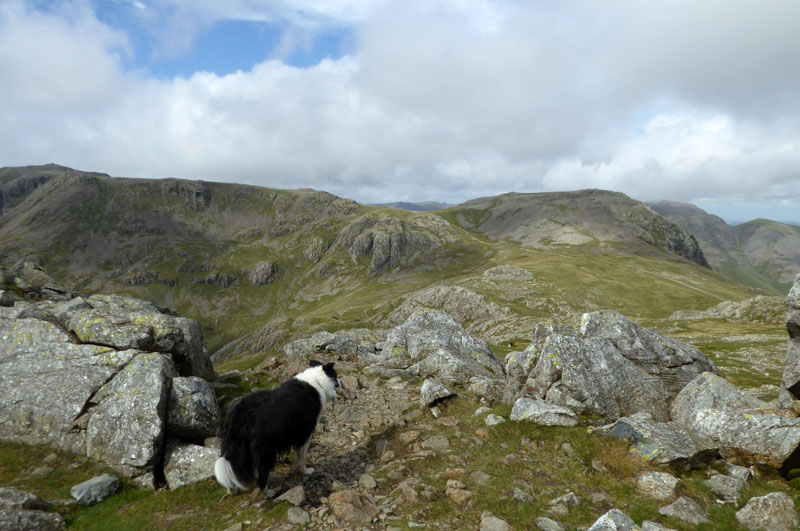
[649,200,800,293]
[1,166,757,357]
[444,190,710,267]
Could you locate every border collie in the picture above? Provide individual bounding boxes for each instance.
[214,360,341,493]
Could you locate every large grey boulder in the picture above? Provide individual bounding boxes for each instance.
[164,442,220,490]
[506,311,717,421]
[86,353,175,476]
[735,492,798,530]
[374,309,504,385]
[420,378,457,408]
[596,413,715,470]
[283,328,387,358]
[167,376,221,441]
[672,372,800,474]
[781,274,800,398]
[64,294,213,379]
[0,316,137,454]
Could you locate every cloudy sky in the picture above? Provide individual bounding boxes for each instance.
[2,0,799,223]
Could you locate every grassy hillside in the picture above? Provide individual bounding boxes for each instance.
[650,201,800,294]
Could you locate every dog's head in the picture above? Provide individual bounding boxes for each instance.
[309,360,341,405]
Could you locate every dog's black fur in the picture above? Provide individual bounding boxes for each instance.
[214,360,340,492]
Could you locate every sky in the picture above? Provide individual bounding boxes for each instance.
[1,1,799,224]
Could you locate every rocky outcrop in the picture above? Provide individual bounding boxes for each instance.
[597,412,716,470]
[381,284,535,344]
[373,309,505,386]
[334,213,460,276]
[248,261,277,285]
[504,310,718,421]
[62,293,213,379]
[0,261,76,302]
[781,274,800,397]
[482,265,534,281]
[0,275,220,484]
[161,179,210,211]
[670,295,787,325]
[284,328,387,359]
[671,372,800,475]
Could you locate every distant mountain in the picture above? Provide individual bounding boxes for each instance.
[648,201,800,294]
[446,190,710,268]
[1,165,758,355]
[370,201,454,212]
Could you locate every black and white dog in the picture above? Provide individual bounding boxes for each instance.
[214,360,341,493]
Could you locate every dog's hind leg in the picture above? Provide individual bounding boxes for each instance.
[255,451,277,494]
[293,437,314,475]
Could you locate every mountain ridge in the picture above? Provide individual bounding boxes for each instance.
[0,164,761,355]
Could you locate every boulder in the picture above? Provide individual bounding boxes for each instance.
[64,294,213,379]
[481,512,514,530]
[587,509,639,530]
[376,308,504,385]
[0,509,64,530]
[509,398,579,427]
[657,496,710,526]
[703,474,745,504]
[636,471,680,501]
[164,443,220,490]
[70,474,119,505]
[420,378,457,408]
[506,311,717,421]
[328,489,379,526]
[735,492,798,531]
[86,353,175,476]
[672,372,800,475]
[596,413,716,470]
[283,328,387,359]
[0,316,137,454]
[167,376,221,441]
[248,261,277,285]
[781,274,800,398]
[0,488,49,510]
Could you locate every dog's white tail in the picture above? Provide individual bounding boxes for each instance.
[214,457,247,492]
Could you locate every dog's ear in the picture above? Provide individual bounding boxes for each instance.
[309,360,322,367]
[324,362,335,370]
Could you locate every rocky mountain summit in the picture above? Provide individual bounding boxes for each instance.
[2,264,800,528]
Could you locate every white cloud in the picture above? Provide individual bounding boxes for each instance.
[1,0,799,221]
